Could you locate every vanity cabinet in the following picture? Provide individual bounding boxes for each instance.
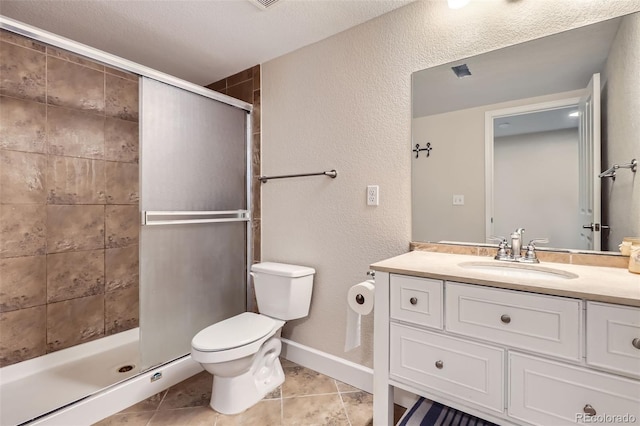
[586,302,640,379]
[373,267,640,426]
[445,282,583,361]
[509,352,640,425]
[389,323,505,413]
[390,274,442,329]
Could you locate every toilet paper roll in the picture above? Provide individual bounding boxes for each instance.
[348,280,375,315]
[345,280,375,352]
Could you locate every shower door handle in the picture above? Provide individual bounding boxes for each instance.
[142,210,250,226]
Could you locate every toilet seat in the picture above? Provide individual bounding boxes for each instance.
[192,312,277,352]
[191,313,285,365]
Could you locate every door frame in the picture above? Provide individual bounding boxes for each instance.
[484,97,581,240]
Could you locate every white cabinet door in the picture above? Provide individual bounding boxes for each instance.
[509,352,640,426]
[446,282,583,361]
[587,302,640,379]
[390,323,505,413]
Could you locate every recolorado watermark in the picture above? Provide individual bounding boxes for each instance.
[576,413,637,423]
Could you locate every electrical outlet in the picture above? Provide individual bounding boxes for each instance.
[453,194,464,205]
[367,185,379,206]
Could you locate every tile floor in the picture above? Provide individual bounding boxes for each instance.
[95,359,406,425]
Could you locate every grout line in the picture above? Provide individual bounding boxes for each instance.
[280,387,284,426]
[0,92,47,105]
[335,379,352,426]
[156,388,169,412]
[0,32,43,52]
[144,410,155,426]
[281,391,343,400]
[338,388,367,395]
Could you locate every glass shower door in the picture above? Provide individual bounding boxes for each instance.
[139,77,249,370]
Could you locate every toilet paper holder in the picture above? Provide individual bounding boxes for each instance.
[355,271,375,305]
[345,277,375,352]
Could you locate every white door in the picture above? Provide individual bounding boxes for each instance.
[577,73,601,251]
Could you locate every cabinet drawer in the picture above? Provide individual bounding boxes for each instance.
[509,352,640,426]
[390,274,443,329]
[390,323,504,413]
[445,282,582,361]
[587,302,640,379]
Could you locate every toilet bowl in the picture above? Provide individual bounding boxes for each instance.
[191,262,315,415]
[191,313,286,414]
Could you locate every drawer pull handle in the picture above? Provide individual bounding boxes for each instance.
[500,314,511,324]
[633,338,640,350]
[410,297,418,305]
[435,360,443,369]
[583,404,596,416]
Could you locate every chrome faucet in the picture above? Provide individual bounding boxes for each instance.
[510,228,525,260]
[491,228,548,263]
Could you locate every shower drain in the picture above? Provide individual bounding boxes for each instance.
[117,365,135,373]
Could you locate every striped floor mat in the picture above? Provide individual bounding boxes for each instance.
[397,397,498,426]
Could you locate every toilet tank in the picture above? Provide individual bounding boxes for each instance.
[250,262,315,320]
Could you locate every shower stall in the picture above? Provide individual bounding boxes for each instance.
[0,17,252,425]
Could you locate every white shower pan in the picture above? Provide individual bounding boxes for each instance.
[0,328,201,425]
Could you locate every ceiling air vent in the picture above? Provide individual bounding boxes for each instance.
[451,64,472,78]
[248,0,281,10]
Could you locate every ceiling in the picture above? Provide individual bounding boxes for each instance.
[493,106,578,138]
[412,15,623,118]
[0,0,414,85]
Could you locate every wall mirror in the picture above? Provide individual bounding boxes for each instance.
[411,12,639,253]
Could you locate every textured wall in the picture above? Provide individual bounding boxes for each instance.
[602,13,640,250]
[262,0,640,367]
[0,30,140,367]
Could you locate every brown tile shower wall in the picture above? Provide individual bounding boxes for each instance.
[0,30,140,367]
[206,65,261,264]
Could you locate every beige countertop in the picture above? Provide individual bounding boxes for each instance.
[371,251,640,307]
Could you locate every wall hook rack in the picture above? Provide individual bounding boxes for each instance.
[598,158,637,180]
[259,169,337,183]
[413,143,432,158]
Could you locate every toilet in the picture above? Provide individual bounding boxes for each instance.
[190,262,315,415]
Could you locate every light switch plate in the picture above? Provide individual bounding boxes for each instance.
[453,194,464,205]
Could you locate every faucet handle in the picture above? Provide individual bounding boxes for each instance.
[528,238,549,246]
[490,236,511,260]
[521,238,549,263]
[488,236,507,244]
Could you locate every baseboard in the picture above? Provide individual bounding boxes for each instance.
[31,355,203,426]
[280,338,418,409]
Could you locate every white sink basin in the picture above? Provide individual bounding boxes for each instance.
[458,261,578,280]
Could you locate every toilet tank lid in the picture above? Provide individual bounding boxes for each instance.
[251,262,315,278]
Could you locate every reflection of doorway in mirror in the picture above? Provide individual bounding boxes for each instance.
[485,81,601,251]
